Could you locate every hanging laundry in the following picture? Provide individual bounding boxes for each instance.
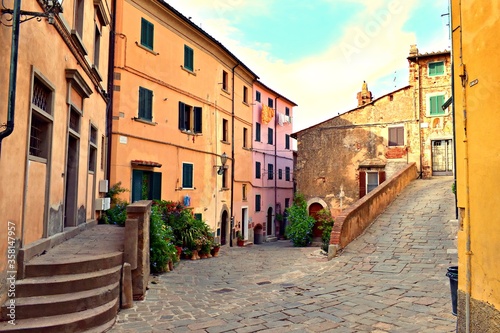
[261,105,274,124]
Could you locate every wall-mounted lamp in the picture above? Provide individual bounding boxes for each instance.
[215,152,227,175]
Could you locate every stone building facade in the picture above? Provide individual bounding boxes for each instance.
[292,46,452,217]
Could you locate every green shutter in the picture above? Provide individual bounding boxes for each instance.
[194,213,202,221]
[256,123,261,141]
[184,45,193,71]
[145,89,152,121]
[178,102,185,130]
[132,170,143,202]
[182,163,193,188]
[285,134,290,149]
[151,172,162,200]
[141,18,153,50]
[256,162,261,179]
[194,107,202,133]
[255,194,261,212]
[430,95,445,115]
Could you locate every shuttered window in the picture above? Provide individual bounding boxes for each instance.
[255,161,261,179]
[178,102,202,133]
[138,87,153,121]
[388,126,404,146]
[255,194,261,212]
[255,123,261,141]
[268,128,273,145]
[430,95,446,116]
[285,134,290,149]
[184,45,194,71]
[359,171,366,198]
[285,167,291,181]
[182,163,194,189]
[429,61,444,76]
[140,18,154,50]
[268,163,274,180]
[132,170,161,202]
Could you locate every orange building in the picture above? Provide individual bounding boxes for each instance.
[0,0,111,302]
[110,0,258,246]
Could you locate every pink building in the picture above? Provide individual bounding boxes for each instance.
[251,81,296,242]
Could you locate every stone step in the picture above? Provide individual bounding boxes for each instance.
[15,266,121,298]
[0,298,119,333]
[24,252,123,278]
[1,281,119,320]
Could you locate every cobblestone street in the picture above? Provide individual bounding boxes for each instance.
[110,177,457,333]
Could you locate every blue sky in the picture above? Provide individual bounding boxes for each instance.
[166,0,451,131]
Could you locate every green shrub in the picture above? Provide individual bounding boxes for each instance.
[150,205,178,273]
[99,182,128,226]
[316,208,335,252]
[285,193,316,247]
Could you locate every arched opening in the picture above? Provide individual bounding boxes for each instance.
[309,202,324,239]
[266,207,273,235]
[254,224,263,244]
[221,210,228,246]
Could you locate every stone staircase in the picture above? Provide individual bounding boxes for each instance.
[0,225,125,333]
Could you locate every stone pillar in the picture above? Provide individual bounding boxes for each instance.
[126,200,151,300]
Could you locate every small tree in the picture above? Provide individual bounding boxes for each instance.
[316,208,335,252]
[99,182,128,226]
[285,193,316,247]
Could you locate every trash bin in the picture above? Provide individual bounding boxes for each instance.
[254,233,262,244]
[446,266,458,316]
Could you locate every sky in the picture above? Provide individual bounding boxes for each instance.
[165,0,451,132]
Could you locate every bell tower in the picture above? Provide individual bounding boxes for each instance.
[356,81,373,107]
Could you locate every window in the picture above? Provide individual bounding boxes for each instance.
[367,172,379,193]
[178,102,202,133]
[29,76,53,160]
[429,61,445,76]
[243,86,248,103]
[194,213,202,221]
[255,194,261,212]
[255,161,261,179]
[278,169,282,180]
[285,107,290,116]
[268,128,273,145]
[429,94,446,116]
[285,167,291,181]
[138,87,153,121]
[100,135,105,170]
[285,134,290,149]
[268,163,274,180]
[256,91,261,102]
[184,45,194,71]
[222,70,228,91]
[222,167,227,188]
[243,127,248,148]
[89,126,97,172]
[388,126,404,146]
[182,163,194,188]
[255,122,261,141]
[74,0,84,38]
[132,170,161,202]
[93,17,101,70]
[268,98,273,108]
[140,18,154,50]
[222,119,228,142]
[285,198,290,208]
[242,184,247,201]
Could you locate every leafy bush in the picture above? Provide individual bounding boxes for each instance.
[316,208,335,252]
[285,193,316,247]
[150,205,178,273]
[99,182,128,226]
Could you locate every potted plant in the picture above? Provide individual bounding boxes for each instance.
[236,231,245,246]
[211,242,221,257]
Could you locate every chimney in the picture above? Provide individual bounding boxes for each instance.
[356,81,373,107]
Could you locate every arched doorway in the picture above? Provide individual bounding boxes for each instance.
[254,224,263,244]
[221,210,228,246]
[266,207,273,235]
[309,203,324,239]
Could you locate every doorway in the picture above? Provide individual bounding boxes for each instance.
[241,207,248,239]
[309,202,324,239]
[266,207,273,235]
[221,210,228,246]
[432,139,453,176]
[65,134,79,227]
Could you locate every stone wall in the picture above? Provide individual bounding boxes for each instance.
[457,291,500,332]
[328,162,418,259]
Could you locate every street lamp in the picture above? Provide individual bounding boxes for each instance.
[216,152,227,175]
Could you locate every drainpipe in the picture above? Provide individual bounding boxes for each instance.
[105,0,118,183]
[230,63,239,246]
[0,0,21,148]
[274,97,279,237]
[416,55,423,179]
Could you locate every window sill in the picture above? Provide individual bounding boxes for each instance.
[133,117,157,125]
[426,113,449,117]
[220,187,230,191]
[180,129,202,136]
[221,140,230,145]
[242,147,252,151]
[28,155,48,164]
[242,101,249,106]
[221,88,230,95]
[70,30,88,55]
[181,66,196,76]
[135,42,159,55]
[92,65,103,82]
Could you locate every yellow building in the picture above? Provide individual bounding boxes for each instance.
[451,1,500,331]
[110,0,258,246]
[0,0,111,302]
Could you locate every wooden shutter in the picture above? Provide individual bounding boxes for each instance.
[132,170,143,202]
[359,171,366,198]
[379,171,386,184]
[256,161,261,179]
[194,107,202,133]
[151,172,162,200]
[138,87,145,119]
[182,164,193,188]
[256,123,261,141]
[184,45,193,71]
[256,195,261,212]
[178,102,185,130]
[141,18,153,49]
[285,134,290,149]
